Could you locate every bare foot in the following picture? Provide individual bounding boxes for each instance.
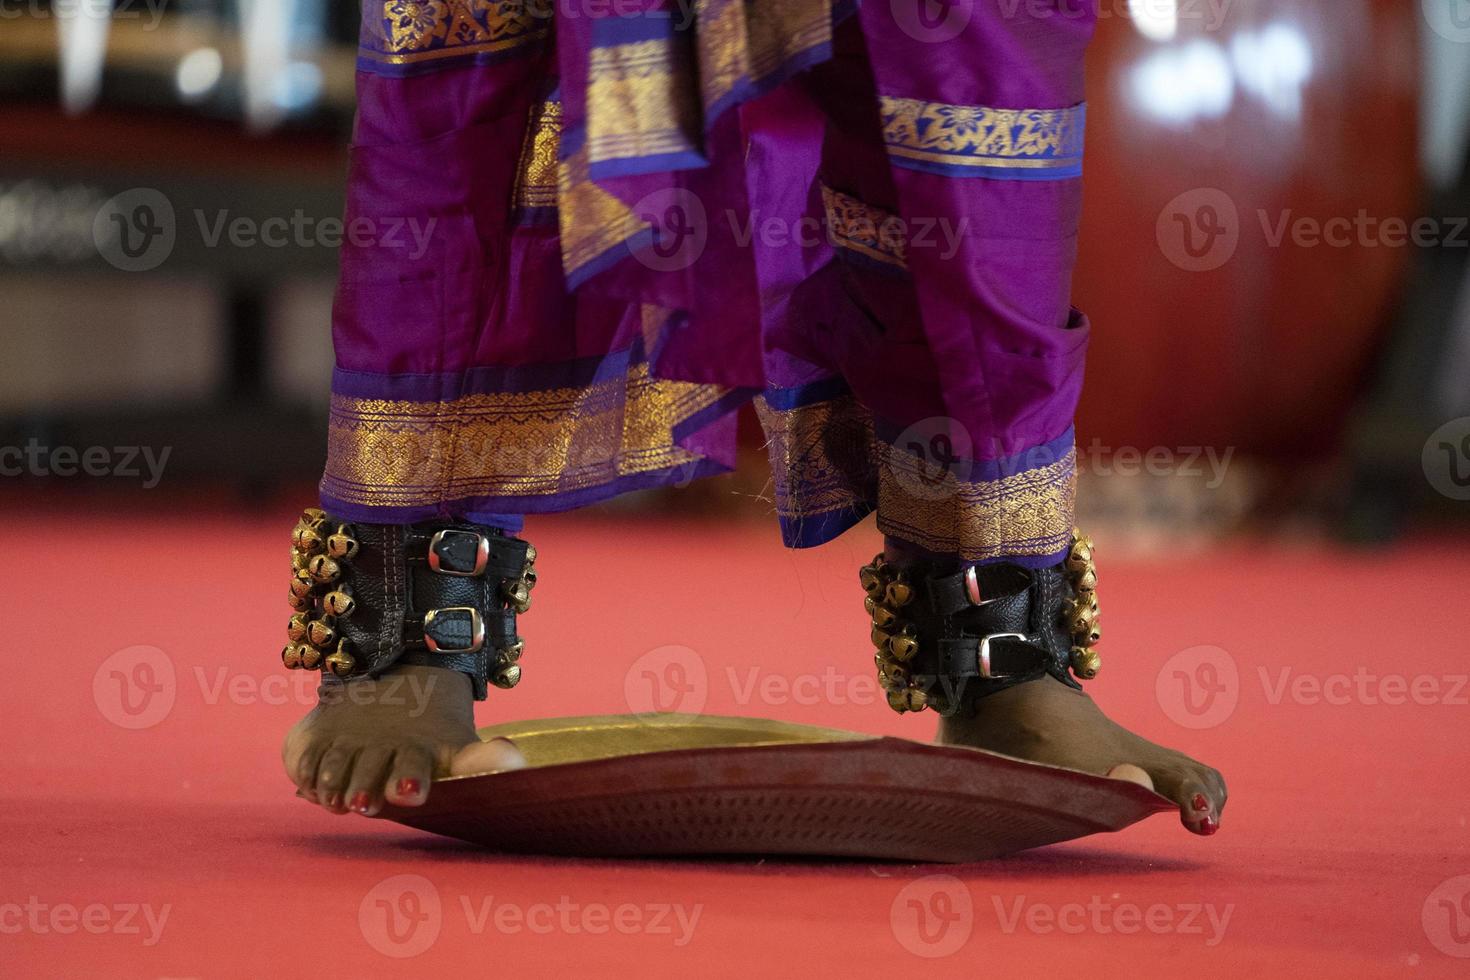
[939,675,1228,835]
[281,665,524,816]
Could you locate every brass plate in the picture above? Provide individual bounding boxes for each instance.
[381,713,1174,862]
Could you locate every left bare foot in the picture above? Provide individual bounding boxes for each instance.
[938,674,1228,835]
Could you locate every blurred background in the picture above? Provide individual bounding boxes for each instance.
[1,0,1468,542]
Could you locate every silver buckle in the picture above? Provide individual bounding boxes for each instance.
[423,607,485,654]
[427,529,490,577]
[978,633,1029,679]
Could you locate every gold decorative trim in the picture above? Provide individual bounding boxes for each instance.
[877,443,1077,564]
[322,363,729,508]
[755,392,878,528]
[556,143,650,277]
[821,185,907,269]
[878,96,1085,172]
[359,0,547,67]
[512,99,562,210]
[585,37,701,165]
[695,0,833,113]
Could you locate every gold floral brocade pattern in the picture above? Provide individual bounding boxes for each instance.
[877,444,1077,563]
[757,393,1077,561]
[878,97,1086,173]
[512,99,563,210]
[321,363,729,508]
[361,0,547,67]
[821,185,907,269]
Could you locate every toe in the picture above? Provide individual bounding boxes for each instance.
[1149,766,1224,835]
[384,745,435,807]
[1105,763,1154,790]
[345,746,395,816]
[449,737,526,778]
[315,744,361,814]
[292,737,332,804]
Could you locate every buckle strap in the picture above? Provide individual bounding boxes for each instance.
[281,509,537,700]
[861,533,1105,717]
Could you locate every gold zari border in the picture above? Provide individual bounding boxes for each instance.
[512,99,562,210]
[821,185,907,269]
[360,0,547,66]
[322,363,728,507]
[878,96,1085,171]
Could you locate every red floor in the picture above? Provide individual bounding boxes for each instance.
[2,507,1467,977]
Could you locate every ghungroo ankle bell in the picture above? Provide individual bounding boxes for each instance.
[860,530,1104,717]
[281,509,537,700]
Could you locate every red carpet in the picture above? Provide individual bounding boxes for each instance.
[2,507,1467,977]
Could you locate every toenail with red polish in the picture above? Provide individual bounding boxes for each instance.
[1192,793,1210,813]
[349,792,371,813]
[396,778,421,798]
[1195,817,1219,836]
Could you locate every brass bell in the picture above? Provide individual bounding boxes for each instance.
[492,664,522,690]
[1074,567,1098,593]
[288,590,311,612]
[886,687,928,714]
[869,603,899,630]
[301,507,328,528]
[282,643,309,669]
[499,638,525,664]
[885,578,914,608]
[326,526,359,560]
[324,641,355,678]
[306,617,337,648]
[290,569,316,599]
[523,544,537,566]
[1067,598,1097,633]
[323,590,356,618]
[292,551,308,573]
[300,644,326,671]
[292,524,324,555]
[503,579,531,613]
[887,630,919,663]
[286,613,310,643]
[1070,647,1102,680]
[859,565,885,596]
[522,568,538,589]
[1065,545,1093,575]
[871,624,893,649]
[307,554,341,584]
[879,662,909,688]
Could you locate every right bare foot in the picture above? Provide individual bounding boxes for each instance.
[282,664,524,816]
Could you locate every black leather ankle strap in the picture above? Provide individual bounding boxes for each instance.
[863,533,1103,717]
[282,510,535,700]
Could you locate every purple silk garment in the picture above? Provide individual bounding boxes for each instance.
[323,0,1096,566]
